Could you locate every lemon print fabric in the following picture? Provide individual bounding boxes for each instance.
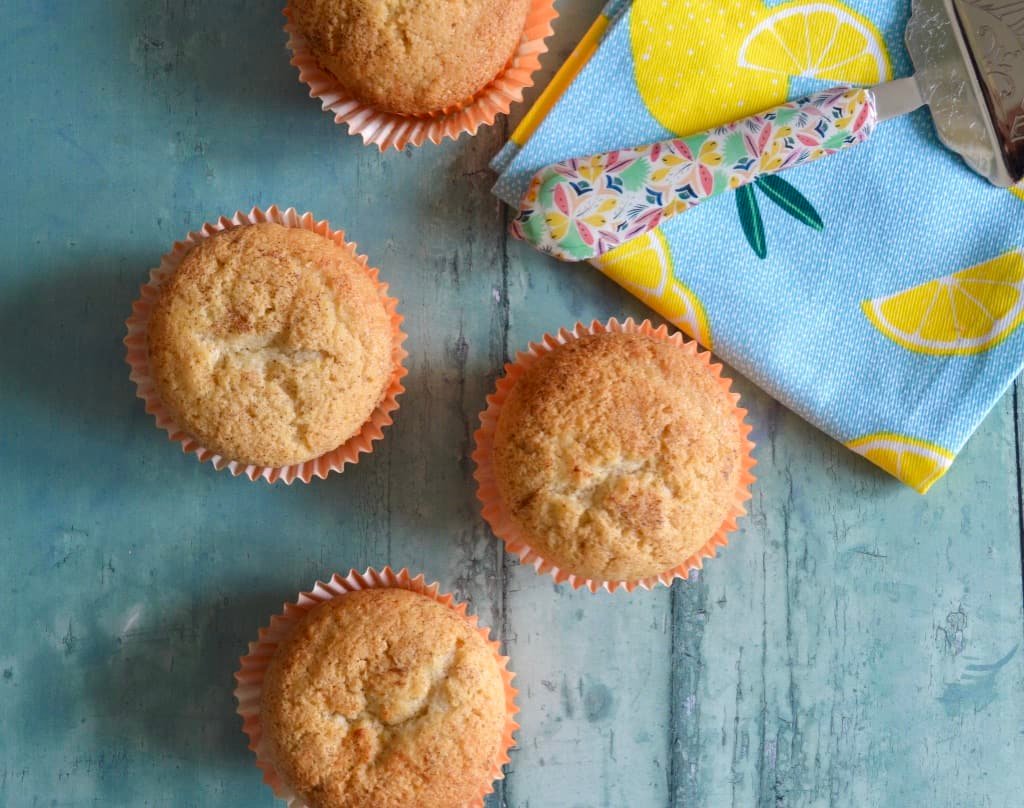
[862,250,1024,356]
[592,231,713,348]
[627,0,892,260]
[630,0,891,136]
[846,432,954,494]
[490,0,1024,493]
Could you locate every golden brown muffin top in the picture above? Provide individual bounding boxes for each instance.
[290,0,531,115]
[492,332,744,582]
[147,223,393,468]
[261,588,508,808]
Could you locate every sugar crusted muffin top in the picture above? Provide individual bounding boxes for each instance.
[147,223,393,468]
[289,0,531,115]
[491,332,744,582]
[261,588,508,808]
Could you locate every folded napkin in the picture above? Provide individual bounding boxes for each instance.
[492,0,1024,492]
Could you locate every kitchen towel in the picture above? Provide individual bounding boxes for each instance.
[491,0,1024,492]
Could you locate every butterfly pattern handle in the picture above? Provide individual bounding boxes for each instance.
[510,87,878,262]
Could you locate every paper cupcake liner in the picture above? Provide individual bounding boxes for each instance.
[124,205,408,484]
[234,567,519,808]
[283,0,558,151]
[472,318,757,593]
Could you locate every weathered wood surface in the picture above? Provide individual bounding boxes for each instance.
[1,1,1022,805]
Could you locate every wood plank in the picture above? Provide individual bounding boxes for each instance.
[668,380,1024,807]
[499,252,674,808]
[1016,380,1024,611]
[488,3,680,805]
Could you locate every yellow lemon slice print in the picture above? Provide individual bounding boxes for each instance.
[737,4,889,85]
[630,0,891,135]
[592,230,714,348]
[846,432,954,493]
[861,250,1024,356]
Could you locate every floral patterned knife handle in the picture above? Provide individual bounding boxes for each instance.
[510,87,877,262]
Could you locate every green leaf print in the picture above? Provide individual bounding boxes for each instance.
[722,132,749,165]
[713,170,730,195]
[773,106,801,126]
[521,212,548,246]
[537,172,563,208]
[823,132,852,151]
[617,157,651,192]
[559,227,597,261]
[736,185,767,259]
[755,175,824,231]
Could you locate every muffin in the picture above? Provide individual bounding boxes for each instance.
[260,587,509,808]
[288,0,532,115]
[489,330,748,583]
[147,222,393,468]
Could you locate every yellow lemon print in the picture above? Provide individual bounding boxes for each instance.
[846,432,954,493]
[861,250,1024,356]
[630,0,892,135]
[1012,185,1024,203]
[592,230,714,348]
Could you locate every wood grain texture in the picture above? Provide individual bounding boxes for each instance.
[0,1,1021,806]
[669,385,1024,808]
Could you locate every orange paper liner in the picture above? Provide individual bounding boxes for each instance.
[124,205,408,484]
[283,0,558,151]
[472,318,757,593]
[233,567,519,808]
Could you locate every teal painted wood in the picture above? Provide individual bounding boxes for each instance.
[667,386,1024,807]
[0,1,1022,807]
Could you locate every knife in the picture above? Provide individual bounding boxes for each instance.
[510,0,1024,262]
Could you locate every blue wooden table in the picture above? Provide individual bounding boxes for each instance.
[2,2,1023,805]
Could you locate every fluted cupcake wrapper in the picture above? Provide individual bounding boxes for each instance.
[124,205,408,484]
[472,317,757,593]
[233,566,519,808]
[283,0,558,151]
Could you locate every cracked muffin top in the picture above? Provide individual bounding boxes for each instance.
[491,332,744,582]
[260,588,508,808]
[289,0,532,115]
[147,223,392,468]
